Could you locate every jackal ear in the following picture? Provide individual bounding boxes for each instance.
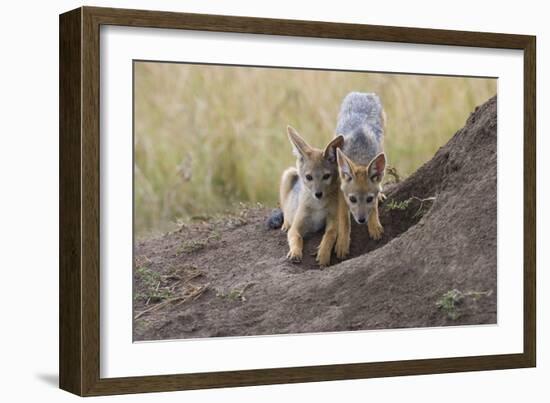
[287,125,313,160]
[336,148,355,182]
[323,135,344,163]
[367,153,386,183]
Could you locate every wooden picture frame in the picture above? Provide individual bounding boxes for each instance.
[59,6,536,396]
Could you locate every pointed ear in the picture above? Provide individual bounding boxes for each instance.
[336,148,355,182]
[323,135,344,163]
[287,125,313,159]
[367,153,386,183]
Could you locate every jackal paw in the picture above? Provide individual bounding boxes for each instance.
[368,223,384,240]
[316,248,332,267]
[281,222,290,232]
[378,192,387,202]
[287,249,302,263]
[335,238,350,260]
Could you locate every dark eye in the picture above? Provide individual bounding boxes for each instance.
[305,174,313,181]
[366,196,374,203]
[349,196,357,204]
[322,173,331,180]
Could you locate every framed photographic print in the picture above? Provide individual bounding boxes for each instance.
[59,6,536,396]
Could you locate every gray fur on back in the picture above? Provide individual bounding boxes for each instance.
[336,92,384,166]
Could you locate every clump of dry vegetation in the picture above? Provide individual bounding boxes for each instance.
[134,263,209,320]
[134,62,496,237]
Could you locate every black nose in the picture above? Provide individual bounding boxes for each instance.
[315,192,323,199]
[358,217,366,224]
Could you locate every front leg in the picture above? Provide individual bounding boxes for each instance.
[286,207,305,263]
[316,214,338,267]
[287,227,303,262]
[335,192,350,259]
[368,198,384,240]
[281,219,291,232]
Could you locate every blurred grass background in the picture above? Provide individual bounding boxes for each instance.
[134,62,496,238]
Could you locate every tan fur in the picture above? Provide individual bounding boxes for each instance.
[286,197,339,266]
[335,191,351,259]
[367,197,383,240]
[314,208,338,265]
[281,126,344,267]
[279,167,298,232]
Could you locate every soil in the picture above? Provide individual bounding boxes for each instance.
[133,96,498,341]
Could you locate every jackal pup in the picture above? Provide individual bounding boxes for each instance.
[279,126,344,266]
[334,92,387,259]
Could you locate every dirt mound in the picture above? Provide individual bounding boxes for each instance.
[134,96,497,341]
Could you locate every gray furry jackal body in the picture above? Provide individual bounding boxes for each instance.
[279,126,344,267]
[334,92,387,259]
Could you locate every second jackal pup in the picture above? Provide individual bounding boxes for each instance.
[334,92,387,259]
[279,126,344,267]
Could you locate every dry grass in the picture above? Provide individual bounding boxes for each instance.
[134,62,496,237]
